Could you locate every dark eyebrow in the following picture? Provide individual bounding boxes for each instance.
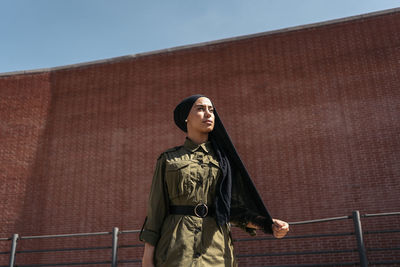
[194,104,214,108]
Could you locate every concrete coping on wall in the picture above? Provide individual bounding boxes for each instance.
[1,7,400,78]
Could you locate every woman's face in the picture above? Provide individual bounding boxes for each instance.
[186,97,215,135]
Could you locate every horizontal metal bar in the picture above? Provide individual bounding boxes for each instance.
[0,238,10,241]
[20,231,111,240]
[118,244,144,248]
[368,260,400,265]
[234,232,353,242]
[362,212,400,218]
[282,232,354,240]
[367,246,400,252]
[117,259,142,263]
[236,249,357,258]
[6,229,141,241]
[11,261,111,266]
[16,246,111,254]
[14,244,147,254]
[253,263,359,267]
[365,229,400,235]
[289,215,351,225]
[119,229,141,234]
[14,244,145,255]
[8,259,144,267]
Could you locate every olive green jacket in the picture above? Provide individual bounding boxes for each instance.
[140,139,257,266]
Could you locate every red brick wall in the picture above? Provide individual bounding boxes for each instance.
[1,10,399,266]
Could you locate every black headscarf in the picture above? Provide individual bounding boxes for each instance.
[173,95,272,232]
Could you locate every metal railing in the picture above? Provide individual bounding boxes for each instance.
[1,210,399,267]
[234,211,400,267]
[0,228,142,267]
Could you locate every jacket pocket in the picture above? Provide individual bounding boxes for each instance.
[165,160,193,200]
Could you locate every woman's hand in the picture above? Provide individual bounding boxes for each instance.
[272,218,289,238]
[142,243,155,267]
[245,217,289,237]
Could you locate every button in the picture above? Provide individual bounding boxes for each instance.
[196,154,203,163]
[194,252,201,258]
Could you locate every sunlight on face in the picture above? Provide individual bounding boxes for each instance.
[186,97,215,135]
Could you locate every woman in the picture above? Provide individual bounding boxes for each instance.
[140,95,289,266]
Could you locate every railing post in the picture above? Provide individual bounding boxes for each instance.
[9,233,19,267]
[111,227,119,267]
[352,210,368,267]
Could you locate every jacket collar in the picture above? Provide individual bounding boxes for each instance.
[184,138,211,153]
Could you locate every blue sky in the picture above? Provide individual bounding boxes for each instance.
[1,0,399,73]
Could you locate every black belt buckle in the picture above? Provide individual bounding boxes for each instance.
[194,203,208,218]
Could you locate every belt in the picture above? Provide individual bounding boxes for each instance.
[170,203,214,218]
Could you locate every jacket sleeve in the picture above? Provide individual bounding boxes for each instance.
[139,154,169,246]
